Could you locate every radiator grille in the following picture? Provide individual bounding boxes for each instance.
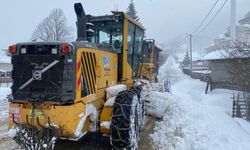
[81,52,97,95]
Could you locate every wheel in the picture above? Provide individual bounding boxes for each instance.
[110,90,140,150]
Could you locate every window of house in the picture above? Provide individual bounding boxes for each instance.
[0,72,5,78]
[6,71,11,78]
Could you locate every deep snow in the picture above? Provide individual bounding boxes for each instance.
[151,57,250,150]
[0,87,10,121]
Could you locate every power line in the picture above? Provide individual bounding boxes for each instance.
[175,0,220,49]
[175,0,228,49]
[192,0,220,34]
[174,36,189,49]
[195,0,229,36]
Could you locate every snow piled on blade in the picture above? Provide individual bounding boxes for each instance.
[8,127,19,138]
[75,104,98,138]
[150,57,250,150]
[104,97,116,107]
[106,84,127,99]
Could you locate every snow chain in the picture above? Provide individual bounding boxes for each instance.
[13,116,60,150]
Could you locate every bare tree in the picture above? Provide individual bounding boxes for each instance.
[32,9,74,41]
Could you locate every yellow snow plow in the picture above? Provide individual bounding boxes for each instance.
[8,3,163,150]
[138,39,162,83]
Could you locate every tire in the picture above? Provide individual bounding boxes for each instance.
[110,90,140,150]
[131,86,144,130]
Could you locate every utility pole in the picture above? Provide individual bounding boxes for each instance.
[187,34,193,71]
[230,0,236,45]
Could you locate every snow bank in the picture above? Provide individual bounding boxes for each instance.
[144,90,173,118]
[151,75,250,150]
[106,84,127,99]
[0,87,11,100]
[0,87,11,121]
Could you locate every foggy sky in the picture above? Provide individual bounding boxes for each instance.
[0,0,249,50]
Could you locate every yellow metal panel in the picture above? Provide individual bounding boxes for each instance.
[75,48,118,102]
[122,18,128,81]
[150,40,156,64]
[100,106,112,134]
[9,102,86,138]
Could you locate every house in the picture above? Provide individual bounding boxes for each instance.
[0,49,12,82]
[205,11,250,54]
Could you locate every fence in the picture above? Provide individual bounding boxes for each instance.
[182,68,211,82]
[232,93,250,121]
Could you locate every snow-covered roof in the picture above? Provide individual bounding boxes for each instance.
[192,51,202,61]
[200,50,226,60]
[216,34,226,40]
[0,55,11,64]
[0,69,7,72]
[0,49,11,64]
[242,24,250,28]
[200,49,250,61]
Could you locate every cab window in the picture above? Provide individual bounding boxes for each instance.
[127,21,144,77]
[91,21,123,53]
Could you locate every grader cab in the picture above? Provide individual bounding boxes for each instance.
[8,3,158,150]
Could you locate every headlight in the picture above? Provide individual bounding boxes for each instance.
[51,48,58,54]
[21,48,27,54]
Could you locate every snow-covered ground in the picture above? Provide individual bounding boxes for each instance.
[0,86,10,120]
[151,57,250,150]
[0,86,11,137]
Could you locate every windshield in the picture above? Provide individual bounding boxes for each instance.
[91,21,123,53]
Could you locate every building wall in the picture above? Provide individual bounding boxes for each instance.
[209,58,250,91]
[0,63,12,72]
[209,60,231,81]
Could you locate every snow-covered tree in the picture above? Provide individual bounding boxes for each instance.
[126,0,140,22]
[182,51,190,66]
[32,9,74,41]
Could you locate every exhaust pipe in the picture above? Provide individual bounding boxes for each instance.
[74,3,87,41]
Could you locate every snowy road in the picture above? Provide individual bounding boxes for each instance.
[54,116,157,150]
[0,116,157,150]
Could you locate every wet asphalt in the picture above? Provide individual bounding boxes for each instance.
[54,116,157,150]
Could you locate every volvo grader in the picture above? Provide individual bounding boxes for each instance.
[8,3,161,150]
